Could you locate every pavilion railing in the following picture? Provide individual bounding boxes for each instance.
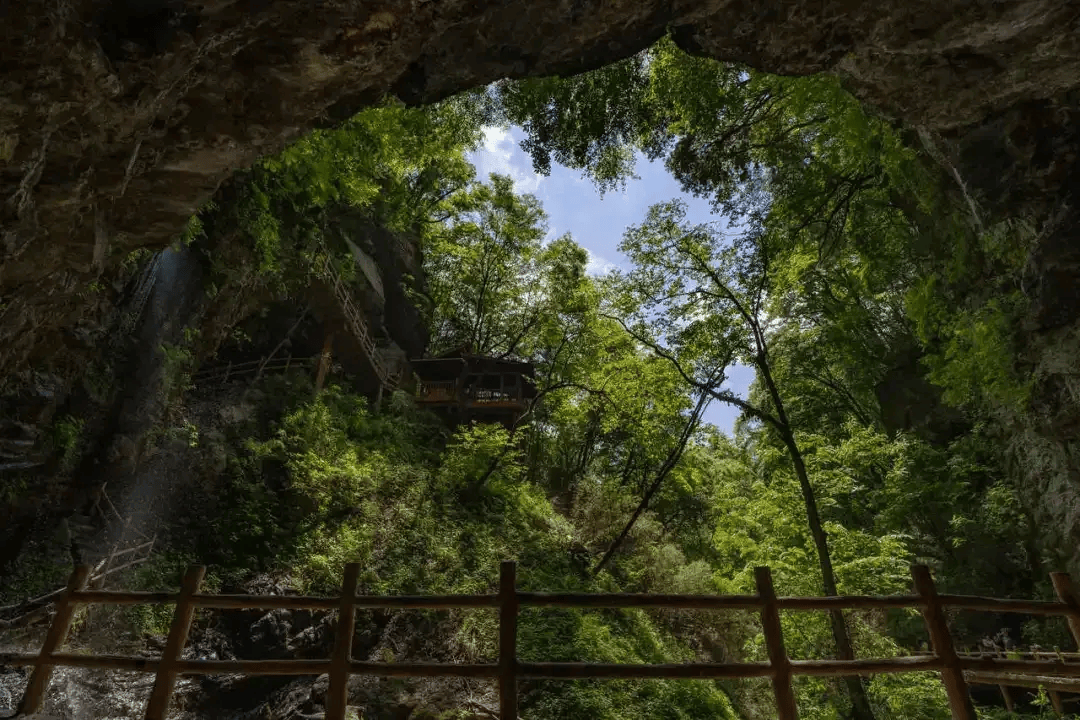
[3,562,1080,720]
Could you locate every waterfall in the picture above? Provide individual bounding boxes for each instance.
[121,251,162,334]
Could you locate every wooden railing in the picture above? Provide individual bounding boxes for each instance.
[925,648,1080,714]
[191,355,314,385]
[415,383,527,407]
[0,539,156,631]
[4,563,1080,720]
[318,255,400,391]
[416,380,458,403]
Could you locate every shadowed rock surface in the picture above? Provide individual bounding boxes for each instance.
[4,0,1080,656]
[1,0,1077,383]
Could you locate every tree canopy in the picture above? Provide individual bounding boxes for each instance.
[4,32,1059,720]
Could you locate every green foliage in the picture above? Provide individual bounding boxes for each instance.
[0,539,72,607]
[495,40,1044,715]
[160,341,194,401]
[142,40,1053,718]
[159,369,745,718]
[51,414,85,474]
[120,247,153,275]
[124,553,196,636]
[178,211,208,248]
[186,99,484,317]
[911,282,1032,412]
[426,173,550,355]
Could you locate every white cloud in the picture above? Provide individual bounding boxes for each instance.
[585,249,616,277]
[471,126,544,196]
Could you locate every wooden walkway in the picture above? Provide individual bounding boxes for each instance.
[3,562,1080,719]
[318,255,401,392]
[187,247,403,393]
[191,355,314,385]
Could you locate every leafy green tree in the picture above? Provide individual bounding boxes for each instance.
[192,99,483,303]
[425,173,551,357]
[421,176,713,575]
[607,200,878,719]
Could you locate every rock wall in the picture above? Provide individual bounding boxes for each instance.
[2,0,1077,383]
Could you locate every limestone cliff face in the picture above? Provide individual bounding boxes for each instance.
[2,0,1077,382]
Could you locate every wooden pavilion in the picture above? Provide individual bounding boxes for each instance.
[411,349,537,427]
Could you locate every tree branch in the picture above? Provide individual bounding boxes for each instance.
[601,313,783,430]
[592,389,711,575]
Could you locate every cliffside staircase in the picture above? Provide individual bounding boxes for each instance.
[317,254,402,392]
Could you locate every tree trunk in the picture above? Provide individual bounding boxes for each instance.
[781,428,877,720]
[593,392,709,576]
[756,337,877,720]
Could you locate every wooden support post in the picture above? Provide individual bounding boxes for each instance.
[144,565,205,720]
[999,684,1015,713]
[1049,689,1064,717]
[314,332,335,394]
[755,567,798,720]
[1051,573,1080,648]
[912,565,976,720]
[326,563,360,720]
[17,565,90,714]
[500,561,519,720]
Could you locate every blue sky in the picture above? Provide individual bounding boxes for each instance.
[468,126,755,435]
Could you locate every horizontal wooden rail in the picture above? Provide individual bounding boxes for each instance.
[0,655,501,677]
[60,588,1026,612]
[937,595,1071,616]
[518,662,773,680]
[192,356,314,384]
[10,562,1080,720]
[966,671,1080,693]
[8,652,1080,682]
[516,591,923,610]
[919,650,1080,659]
[58,590,499,609]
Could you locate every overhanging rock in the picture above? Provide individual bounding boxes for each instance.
[1,0,1078,380]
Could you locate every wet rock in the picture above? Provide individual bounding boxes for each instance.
[106,434,139,472]
[248,608,294,659]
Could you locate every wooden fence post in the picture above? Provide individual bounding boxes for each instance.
[912,565,976,720]
[17,565,90,714]
[755,567,798,720]
[144,565,205,720]
[500,560,519,720]
[1049,572,1080,718]
[1049,689,1065,717]
[1051,572,1080,648]
[326,563,360,720]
